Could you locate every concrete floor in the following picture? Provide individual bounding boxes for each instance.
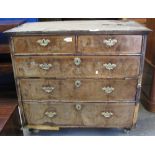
[23,104,155,136]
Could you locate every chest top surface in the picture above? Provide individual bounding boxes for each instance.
[4,20,150,35]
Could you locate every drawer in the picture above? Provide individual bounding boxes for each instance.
[15,56,140,78]
[23,102,135,128]
[20,79,137,102]
[78,35,142,54]
[13,36,75,54]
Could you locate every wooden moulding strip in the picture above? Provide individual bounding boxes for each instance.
[132,104,139,127]
[26,125,60,131]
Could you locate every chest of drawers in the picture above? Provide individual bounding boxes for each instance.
[5,20,150,131]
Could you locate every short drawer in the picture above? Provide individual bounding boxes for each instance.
[15,56,140,78]
[12,36,75,54]
[78,35,142,54]
[23,102,135,128]
[19,79,137,102]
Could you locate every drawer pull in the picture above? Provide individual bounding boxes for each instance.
[101,112,113,118]
[75,80,81,88]
[103,63,116,70]
[37,39,50,47]
[75,104,82,111]
[102,87,114,94]
[42,86,55,93]
[39,63,52,70]
[103,38,117,47]
[45,111,56,118]
[74,57,81,66]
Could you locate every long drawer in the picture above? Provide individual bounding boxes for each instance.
[19,79,137,102]
[13,36,75,54]
[78,35,142,54]
[15,56,140,78]
[23,102,135,128]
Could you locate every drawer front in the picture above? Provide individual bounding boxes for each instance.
[23,102,135,128]
[15,56,140,78]
[13,36,75,53]
[20,79,137,102]
[78,35,142,54]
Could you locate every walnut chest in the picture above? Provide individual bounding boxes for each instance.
[5,20,150,131]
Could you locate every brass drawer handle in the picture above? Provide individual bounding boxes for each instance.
[37,39,50,47]
[74,57,81,66]
[103,63,116,70]
[75,80,81,88]
[102,87,114,94]
[42,86,55,93]
[101,112,113,118]
[39,63,53,70]
[75,104,82,111]
[45,111,56,118]
[103,38,117,47]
